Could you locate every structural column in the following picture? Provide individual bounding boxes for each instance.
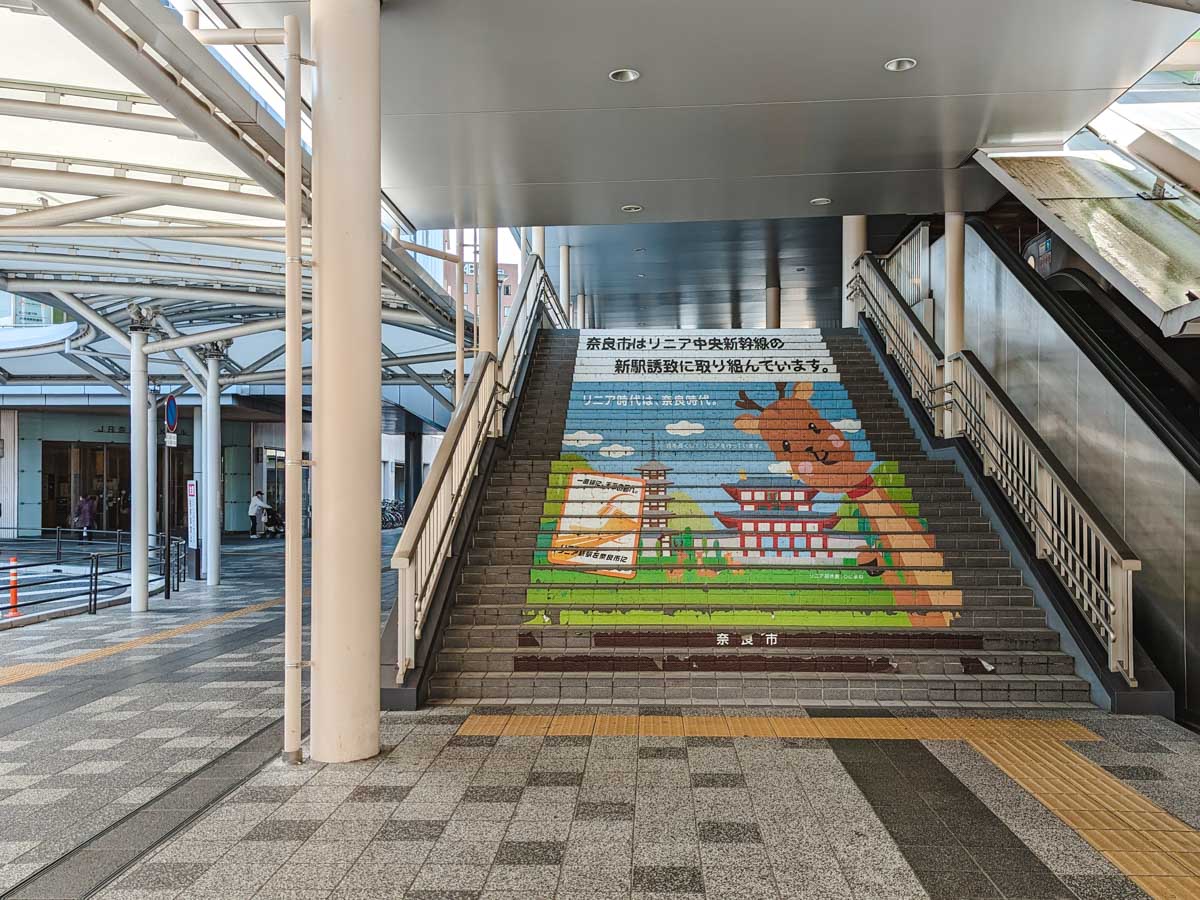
[532,227,545,261]
[203,349,223,586]
[765,222,781,329]
[310,0,382,763]
[943,211,966,436]
[479,228,498,358]
[944,212,965,357]
[577,293,586,331]
[129,327,149,613]
[559,244,571,323]
[192,405,204,574]
[454,227,465,404]
[841,215,868,328]
[404,425,422,514]
[147,390,158,544]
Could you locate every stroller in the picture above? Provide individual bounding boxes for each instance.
[260,507,285,538]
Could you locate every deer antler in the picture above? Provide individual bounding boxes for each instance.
[775,382,788,400]
[735,390,763,412]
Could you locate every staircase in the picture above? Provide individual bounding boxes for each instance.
[428,328,1090,706]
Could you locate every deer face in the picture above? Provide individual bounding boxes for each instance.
[734,382,872,489]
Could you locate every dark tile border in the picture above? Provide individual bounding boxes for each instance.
[827,738,1075,900]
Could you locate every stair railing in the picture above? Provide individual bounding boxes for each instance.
[851,256,1141,686]
[880,219,932,312]
[391,254,565,681]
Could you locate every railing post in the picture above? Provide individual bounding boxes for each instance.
[88,554,98,614]
[1034,463,1052,559]
[396,563,415,683]
[115,530,123,570]
[1109,559,1136,685]
[163,536,172,600]
[55,526,62,562]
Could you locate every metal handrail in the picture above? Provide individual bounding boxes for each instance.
[390,253,562,679]
[851,258,1141,685]
[880,220,932,312]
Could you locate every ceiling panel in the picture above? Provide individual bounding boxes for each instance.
[385,165,1005,230]
[377,0,1193,114]
[218,0,1200,227]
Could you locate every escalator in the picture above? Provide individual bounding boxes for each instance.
[882,209,1200,725]
[970,216,1200,478]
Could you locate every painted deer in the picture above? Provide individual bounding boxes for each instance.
[734,382,941,580]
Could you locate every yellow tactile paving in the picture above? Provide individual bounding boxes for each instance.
[455,713,1101,742]
[639,715,684,737]
[501,715,552,737]
[592,714,638,736]
[972,738,1200,900]
[547,714,595,736]
[725,716,777,738]
[0,596,283,687]
[682,715,729,737]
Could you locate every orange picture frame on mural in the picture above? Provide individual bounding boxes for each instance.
[547,470,646,579]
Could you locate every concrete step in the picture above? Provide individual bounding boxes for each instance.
[436,645,1076,679]
[448,604,1050,630]
[426,670,1090,704]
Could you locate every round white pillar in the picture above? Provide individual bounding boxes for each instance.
[129,329,149,613]
[944,212,966,356]
[577,293,586,331]
[479,228,498,358]
[559,244,571,323]
[310,0,382,764]
[841,215,868,328]
[147,394,157,545]
[532,227,546,261]
[204,353,221,586]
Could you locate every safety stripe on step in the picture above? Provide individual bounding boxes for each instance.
[973,739,1200,899]
[455,713,1098,742]
[0,597,284,687]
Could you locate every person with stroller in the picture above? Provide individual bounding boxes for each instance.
[248,491,271,539]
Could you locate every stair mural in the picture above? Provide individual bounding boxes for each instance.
[432,328,1089,704]
[527,330,961,653]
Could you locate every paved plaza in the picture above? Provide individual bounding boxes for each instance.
[0,538,1197,899]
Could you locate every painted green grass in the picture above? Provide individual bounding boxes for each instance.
[531,608,926,628]
[523,586,923,607]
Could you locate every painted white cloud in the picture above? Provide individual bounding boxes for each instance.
[768,461,793,475]
[665,420,705,437]
[599,443,636,459]
[831,419,861,432]
[563,430,603,447]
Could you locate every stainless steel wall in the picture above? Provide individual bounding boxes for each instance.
[930,229,1197,716]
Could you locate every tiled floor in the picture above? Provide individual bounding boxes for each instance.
[2,536,1199,899]
[0,535,397,897]
[88,705,1200,900]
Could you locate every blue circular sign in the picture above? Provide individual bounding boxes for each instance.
[164,395,179,433]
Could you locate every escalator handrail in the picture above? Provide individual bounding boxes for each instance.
[967,216,1200,485]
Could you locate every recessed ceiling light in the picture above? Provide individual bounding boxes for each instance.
[608,68,641,83]
[633,247,646,253]
[883,57,918,73]
[795,266,807,273]
[809,197,832,207]
[620,204,644,213]
[636,273,646,278]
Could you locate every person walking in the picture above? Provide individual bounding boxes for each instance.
[247,491,271,539]
[74,494,97,540]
